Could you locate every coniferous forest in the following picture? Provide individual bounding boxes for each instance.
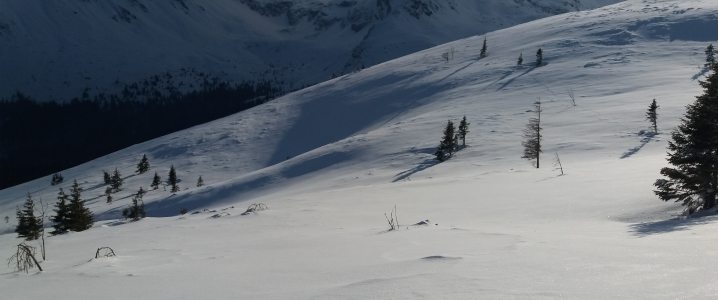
[0,80,282,189]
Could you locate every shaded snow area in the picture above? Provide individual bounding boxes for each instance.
[0,0,623,100]
[3,0,718,298]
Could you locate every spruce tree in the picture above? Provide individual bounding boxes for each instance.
[168,165,179,193]
[151,172,161,190]
[434,120,456,162]
[51,172,64,186]
[111,168,123,192]
[522,101,543,168]
[105,187,113,204]
[458,116,470,147]
[655,63,718,214]
[536,48,543,67]
[706,44,716,68]
[480,37,487,58]
[103,170,111,185]
[136,154,150,174]
[123,187,147,221]
[646,99,659,134]
[50,188,70,235]
[517,52,523,67]
[67,179,94,232]
[15,194,42,240]
[197,176,204,187]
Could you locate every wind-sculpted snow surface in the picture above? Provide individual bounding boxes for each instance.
[3,0,718,298]
[0,0,623,100]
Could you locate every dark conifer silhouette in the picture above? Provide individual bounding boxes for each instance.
[197,176,204,187]
[168,165,179,193]
[151,172,161,190]
[136,154,150,174]
[522,101,543,168]
[655,63,718,214]
[646,99,659,134]
[434,120,456,162]
[50,188,70,235]
[103,170,111,185]
[67,179,94,232]
[706,44,716,68]
[123,187,147,221]
[536,48,543,67]
[110,168,123,193]
[480,37,487,58]
[517,52,523,66]
[458,116,470,147]
[15,194,43,240]
[51,172,64,186]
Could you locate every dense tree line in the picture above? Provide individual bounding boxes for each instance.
[0,80,282,189]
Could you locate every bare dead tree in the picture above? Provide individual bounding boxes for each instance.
[450,46,455,60]
[95,247,116,258]
[441,51,450,62]
[7,243,42,273]
[384,205,399,230]
[553,152,564,175]
[568,89,576,106]
[36,197,48,261]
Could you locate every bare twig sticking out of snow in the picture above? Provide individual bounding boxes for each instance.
[553,152,564,175]
[568,89,576,106]
[7,243,42,273]
[95,247,116,259]
[385,205,399,230]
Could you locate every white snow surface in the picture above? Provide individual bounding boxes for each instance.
[0,0,623,100]
[3,0,718,298]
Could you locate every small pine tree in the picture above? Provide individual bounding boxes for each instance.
[103,170,111,185]
[517,52,523,66]
[168,165,179,193]
[111,168,123,193]
[458,116,470,147]
[123,187,147,221]
[51,172,64,186]
[480,37,487,58]
[655,62,718,213]
[522,101,543,168]
[646,99,659,134]
[50,188,70,235]
[67,179,94,232]
[197,176,204,187]
[105,187,113,204]
[180,208,187,215]
[136,154,150,174]
[536,48,543,67]
[15,194,43,241]
[151,172,161,190]
[434,120,456,162]
[706,44,716,68]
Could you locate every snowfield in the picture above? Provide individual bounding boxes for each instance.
[3,0,718,298]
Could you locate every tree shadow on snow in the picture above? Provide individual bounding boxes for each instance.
[692,67,710,81]
[392,158,438,182]
[628,214,718,237]
[620,132,656,159]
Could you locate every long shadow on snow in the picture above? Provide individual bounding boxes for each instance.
[494,66,536,92]
[268,60,478,167]
[392,158,438,182]
[629,214,718,237]
[620,132,656,159]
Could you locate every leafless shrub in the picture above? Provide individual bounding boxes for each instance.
[441,51,449,62]
[95,247,116,258]
[568,89,576,106]
[245,203,268,213]
[385,205,399,230]
[7,243,42,273]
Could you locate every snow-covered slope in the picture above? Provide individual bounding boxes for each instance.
[0,0,624,100]
[3,0,718,298]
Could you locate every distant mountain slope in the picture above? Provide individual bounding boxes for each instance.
[0,0,623,100]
